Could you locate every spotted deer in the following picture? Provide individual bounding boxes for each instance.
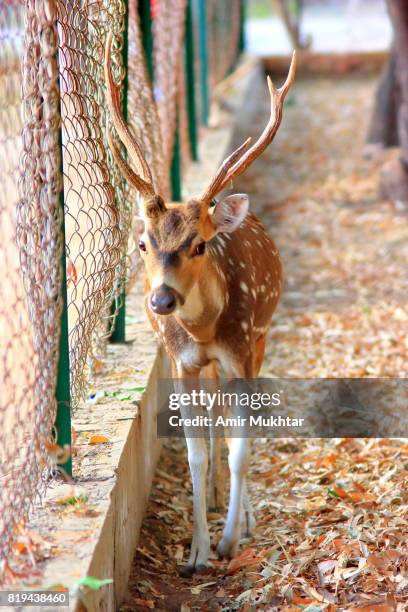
[105,32,296,575]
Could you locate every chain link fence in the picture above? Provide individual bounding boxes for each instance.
[207,0,242,89]
[0,0,243,580]
[0,0,63,575]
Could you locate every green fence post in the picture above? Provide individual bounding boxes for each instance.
[55,52,72,477]
[55,213,72,476]
[171,122,182,200]
[138,0,154,81]
[110,0,129,343]
[138,0,182,200]
[197,0,209,125]
[239,0,246,54]
[185,0,198,161]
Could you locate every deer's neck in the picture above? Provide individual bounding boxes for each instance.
[175,255,226,343]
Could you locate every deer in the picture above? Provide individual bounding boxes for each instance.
[104,31,296,575]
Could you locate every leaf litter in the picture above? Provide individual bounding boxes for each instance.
[121,74,408,611]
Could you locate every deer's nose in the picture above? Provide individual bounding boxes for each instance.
[150,285,177,315]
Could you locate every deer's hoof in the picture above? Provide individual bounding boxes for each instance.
[180,532,210,576]
[216,536,239,559]
[179,564,195,577]
[179,562,209,577]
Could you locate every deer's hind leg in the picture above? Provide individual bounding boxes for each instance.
[206,361,225,512]
[240,334,267,536]
[254,333,266,376]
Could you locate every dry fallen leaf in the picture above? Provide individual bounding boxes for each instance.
[189,581,216,595]
[227,547,264,574]
[88,434,110,445]
[132,598,155,609]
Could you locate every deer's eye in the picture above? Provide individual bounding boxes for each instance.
[193,242,206,257]
[138,240,147,253]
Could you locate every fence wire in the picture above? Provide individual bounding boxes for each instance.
[207,0,241,89]
[57,0,130,405]
[0,0,62,570]
[0,0,242,580]
[153,0,187,189]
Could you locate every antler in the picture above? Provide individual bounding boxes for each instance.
[201,51,297,203]
[104,31,156,198]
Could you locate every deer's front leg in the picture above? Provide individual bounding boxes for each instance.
[173,366,210,576]
[217,436,250,559]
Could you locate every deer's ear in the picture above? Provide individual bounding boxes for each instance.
[138,193,166,220]
[210,194,249,233]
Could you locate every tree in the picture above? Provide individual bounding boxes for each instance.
[369,1,408,202]
[272,0,311,51]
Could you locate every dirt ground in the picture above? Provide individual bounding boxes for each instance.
[121,74,408,611]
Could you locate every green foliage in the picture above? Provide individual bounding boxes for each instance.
[75,576,113,591]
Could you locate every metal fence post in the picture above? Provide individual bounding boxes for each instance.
[138,0,182,200]
[197,0,209,125]
[55,220,72,476]
[171,122,182,200]
[55,52,72,477]
[185,0,198,161]
[139,0,154,81]
[110,0,129,343]
[239,0,246,54]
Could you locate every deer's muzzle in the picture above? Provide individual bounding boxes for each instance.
[149,284,178,315]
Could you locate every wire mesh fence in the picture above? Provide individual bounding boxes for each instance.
[207,0,242,89]
[58,1,128,406]
[0,0,243,580]
[0,0,62,573]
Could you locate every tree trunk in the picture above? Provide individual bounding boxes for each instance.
[375,1,408,203]
[272,0,311,50]
[388,1,408,162]
[367,48,398,147]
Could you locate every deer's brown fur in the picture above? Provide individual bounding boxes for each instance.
[104,29,295,574]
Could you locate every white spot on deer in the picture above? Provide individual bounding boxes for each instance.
[260,285,265,293]
[218,236,226,247]
[251,288,257,299]
[240,281,248,293]
[239,262,246,269]
[177,344,201,371]
[241,321,248,332]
